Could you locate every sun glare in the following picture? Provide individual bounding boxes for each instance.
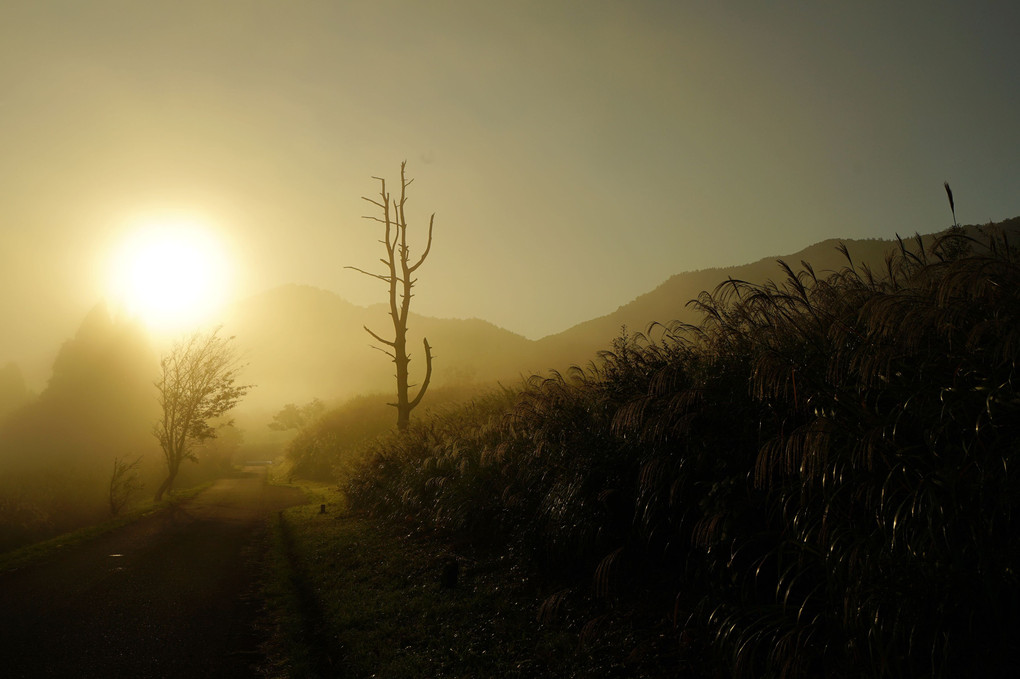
[106,216,231,335]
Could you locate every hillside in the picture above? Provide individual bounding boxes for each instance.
[224,218,1019,416]
[535,219,1019,367]
[333,215,1020,678]
[221,285,537,414]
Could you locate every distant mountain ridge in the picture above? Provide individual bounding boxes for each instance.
[225,218,1019,412]
[221,284,538,413]
[535,218,1019,367]
[534,236,898,366]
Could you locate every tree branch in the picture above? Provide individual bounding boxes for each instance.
[368,344,396,360]
[363,325,396,347]
[408,213,435,273]
[344,265,393,283]
[408,338,433,411]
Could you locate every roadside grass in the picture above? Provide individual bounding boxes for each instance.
[0,481,212,574]
[261,482,679,678]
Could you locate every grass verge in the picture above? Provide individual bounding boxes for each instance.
[261,482,679,678]
[0,481,213,575]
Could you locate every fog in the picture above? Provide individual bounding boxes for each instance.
[1,0,1018,555]
[3,2,1019,380]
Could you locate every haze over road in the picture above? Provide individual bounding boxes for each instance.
[0,469,304,678]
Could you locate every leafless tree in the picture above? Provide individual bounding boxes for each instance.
[153,329,249,501]
[347,161,434,431]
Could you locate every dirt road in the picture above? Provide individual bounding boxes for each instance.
[0,469,305,678]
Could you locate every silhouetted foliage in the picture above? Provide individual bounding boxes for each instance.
[153,329,249,501]
[284,383,496,481]
[347,161,435,431]
[343,221,1020,677]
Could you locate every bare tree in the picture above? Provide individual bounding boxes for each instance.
[347,161,434,431]
[153,329,249,501]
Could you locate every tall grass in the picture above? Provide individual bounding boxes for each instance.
[337,224,1019,676]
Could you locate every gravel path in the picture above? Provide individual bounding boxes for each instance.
[0,469,304,678]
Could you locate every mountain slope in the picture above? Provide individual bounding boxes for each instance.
[221,285,536,412]
[225,218,1019,413]
[536,219,1019,367]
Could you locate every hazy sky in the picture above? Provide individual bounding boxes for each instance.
[2,1,1018,381]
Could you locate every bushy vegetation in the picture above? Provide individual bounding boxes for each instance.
[282,383,503,481]
[337,226,1019,677]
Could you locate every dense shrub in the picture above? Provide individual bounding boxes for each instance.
[285,383,499,481]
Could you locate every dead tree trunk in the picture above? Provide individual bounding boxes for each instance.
[347,161,434,431]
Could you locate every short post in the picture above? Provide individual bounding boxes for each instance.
[320,504,326,514]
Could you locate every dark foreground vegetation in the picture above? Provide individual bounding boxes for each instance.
[265,485,664,678]
[286,224,1019,677]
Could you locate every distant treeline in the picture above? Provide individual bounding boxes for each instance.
[295,225,1019,677]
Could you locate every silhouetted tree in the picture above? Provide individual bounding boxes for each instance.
[153,329,249,501]
[347,161,435,431]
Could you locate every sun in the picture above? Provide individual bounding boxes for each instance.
[106,216,231,335]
